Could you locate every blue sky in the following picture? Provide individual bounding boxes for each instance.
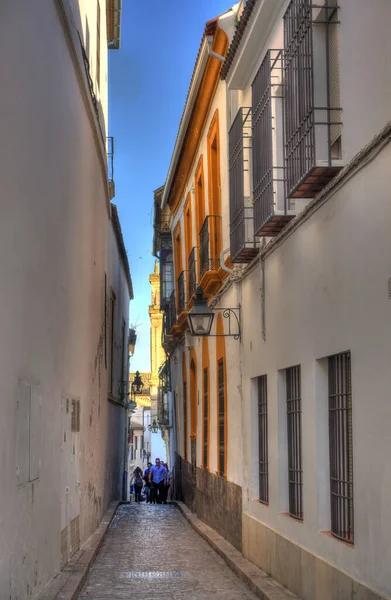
[109,0,233,372]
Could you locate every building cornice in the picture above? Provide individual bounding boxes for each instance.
[54,0,111,215]
[162,24,229,215]
[111,204,134,299]
[107,0,122,49]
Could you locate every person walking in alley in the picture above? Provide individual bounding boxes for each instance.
[130,467,144,503]
[149,458,167,504]
[144,462,153,503]
[161,463,171,504]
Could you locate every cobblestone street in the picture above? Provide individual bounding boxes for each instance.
[78,503,259,599]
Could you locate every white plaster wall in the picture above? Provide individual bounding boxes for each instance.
[0,1,128,597]
[171,79,230,260]
[237,141,391,596]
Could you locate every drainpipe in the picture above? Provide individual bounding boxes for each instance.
[220,247,235,276]
[206,35,226,62]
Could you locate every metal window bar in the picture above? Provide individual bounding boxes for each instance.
[286,365,303,519]
[188,247,198,302]
[177,270,187,315]
[328,352,354,543]
[229,108,257,263]
[199,216,222,278]
[258,375,268,504]
[183,381,188,460]
[252,50,290,236]
[218,358,225,477]
[106,137,114,182]
[283,0,342,198]
[284,0,314,198]
[165,290,176,333]
[203,367,208,469]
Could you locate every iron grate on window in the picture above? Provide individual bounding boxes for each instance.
[199,215,222,278]
[286,365,303,520]
[258,375,268,504]
[203,367,209,469]
[218,358,225,477]
[71,399,80,433]
[328,352,354,543]
[284,0,314,198]
[228,107,257,263]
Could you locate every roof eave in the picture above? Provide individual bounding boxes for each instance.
[161,39,210,209]
[107,0,122,50]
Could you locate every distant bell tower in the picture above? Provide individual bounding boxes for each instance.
[148,260,164,385]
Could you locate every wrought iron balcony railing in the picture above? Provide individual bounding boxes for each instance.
[199,215,221,279]
[188,247,198,302]
[284,0,342,199]
[252,50,294,236]
[165,290,176,333]
[177,270,187,315]
[229,107,258,262]
[106,137,114,182]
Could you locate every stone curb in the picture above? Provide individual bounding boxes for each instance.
[174,501,300,600]
[35,501,122,600]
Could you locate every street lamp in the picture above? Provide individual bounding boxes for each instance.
[148,419,159,433]
[187,286,215,336]
[131,371,144,395]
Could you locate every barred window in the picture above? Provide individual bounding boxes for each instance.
[258,376,268,504]
[218,359,225,477]
[286,365,303,519]
[203,367,209,469]
[328,352,354,543]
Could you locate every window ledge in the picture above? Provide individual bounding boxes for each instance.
[280,511,303,523]
[321,530,354,548]
[252,498,269,506]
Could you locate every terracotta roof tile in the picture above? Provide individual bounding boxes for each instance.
[220,0,258,80]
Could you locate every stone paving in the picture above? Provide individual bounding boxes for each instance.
[78,503,259,600]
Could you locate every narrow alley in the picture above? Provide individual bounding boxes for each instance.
[78,504,259,600]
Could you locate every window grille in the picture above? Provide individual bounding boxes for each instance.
[199,216,222,278]
[283,0,342,198]
[328,352,354,543]
[258,375,268,503]
[228,108,257,262]
[286,365,303,519]
[252,50,292,236]
[177,270,187,315]
[183,381,188,460]
[71,399,80,433]
[188,247,198,302]
[218,359,225,477]
[203,367,209,469]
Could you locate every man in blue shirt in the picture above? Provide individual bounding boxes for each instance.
[149,458,167,504]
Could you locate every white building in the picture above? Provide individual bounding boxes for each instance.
[0,1,132,598]
[159,1,391,598]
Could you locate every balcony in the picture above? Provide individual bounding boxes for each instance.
[284,0,342,199]
[229,107,259,261]
[188,247,198,304]
[106,137,115,199]
[199,215,224,295]
[252,50,295,237]
[177,270,188,316]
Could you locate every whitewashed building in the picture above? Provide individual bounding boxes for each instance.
[158,1,391,599]
[0,1,132,598]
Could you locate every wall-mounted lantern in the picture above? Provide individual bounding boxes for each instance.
[187,286,215,336]
[187,286,241,340]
